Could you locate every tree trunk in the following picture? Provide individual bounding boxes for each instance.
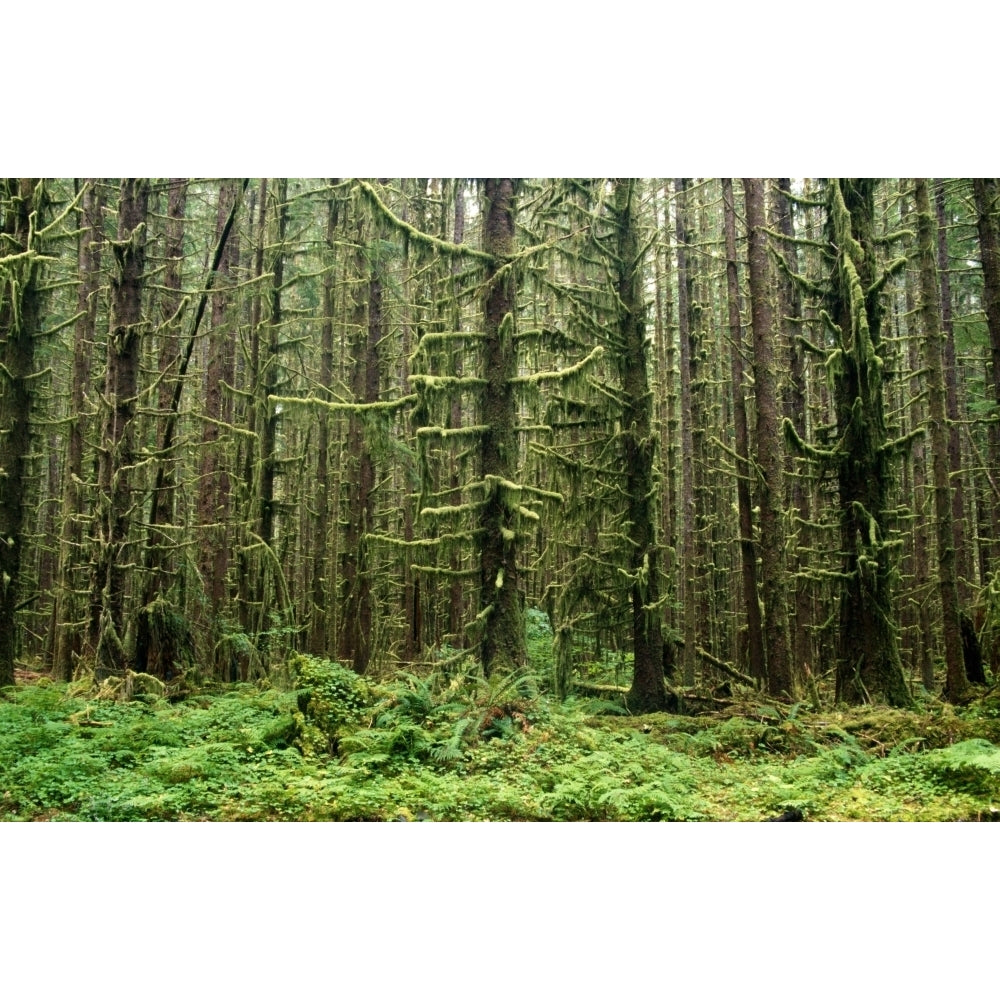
[935,180,973,602]
[53,179,104,680]
[447,181,467,647]
[721,179,766,686]
[773,178,814,681]
[94,178,150,678]
[675,178,698,687]
[609,179,669,713]
[309,185,339,656]
[743,178,794,698]
[915,178,967,700]
[479,179,527,677]
[0,179,45,687]
[826,179,910,707]
[199,179,241,628]
[972,178,1000,578]
[340,206,382,675]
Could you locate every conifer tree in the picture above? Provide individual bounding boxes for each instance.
[52,179,104,680]
[721,179,765,685]
[93,178,150,678]
[786,179,911,706]
[915,177,966,700]
[771,178,815,680]
[610,179,669,711]
[199,179,242,632]
[743,178,794,698]
[972,178,1000,576]
[0,179,46,687]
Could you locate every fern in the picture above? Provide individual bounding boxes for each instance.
[431,718,472,762]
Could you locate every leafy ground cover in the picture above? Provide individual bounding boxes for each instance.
[3,654,1000,821]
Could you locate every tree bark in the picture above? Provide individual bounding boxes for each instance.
[675,178,698,687]
[721,179,766,686]
[934,180,973,602]
[743,178,794,698]
[53,179,104,680]
[340,194,384,675]
[772,178,814,680]
[609,179,669,713]
[0,179,45,687]
[199,179,241,627]
[972,178,1000,577]
[826,179,910,707]
[309,185,339,656]
[94,178,150,678]
[915,178,967,700]
[479,179,527,677]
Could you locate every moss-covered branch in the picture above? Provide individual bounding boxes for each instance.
[268,392,417,414]
[354,179,492,262]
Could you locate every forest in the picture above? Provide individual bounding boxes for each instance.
[3,176,1000,822]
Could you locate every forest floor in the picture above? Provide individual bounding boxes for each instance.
[3,649,1000,821]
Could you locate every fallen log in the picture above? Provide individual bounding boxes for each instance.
[695,646,757,688]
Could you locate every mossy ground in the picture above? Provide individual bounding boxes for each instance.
[2,660,999,821]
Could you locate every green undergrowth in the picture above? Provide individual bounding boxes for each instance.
[2,663,1000,821]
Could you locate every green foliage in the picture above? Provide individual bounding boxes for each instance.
[3,673,1000,822]
[289,654,371,755]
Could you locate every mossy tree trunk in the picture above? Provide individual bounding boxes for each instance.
[94,178,150,678]
[652,185,678,659]
[608,179,669,713]
[309,186,339,657]
[199,179,241,630]
[721,179,766,686]
[447,181,467,648]
[0,179,45,687]
[53,179,104,680]
[915,177,967,700]
[935,180,973,602]
[479,179,526,677]
[256,177,288,647]
[972,178,1000,578]
[339,212,383,676]
[674,178,698,687]
[902,223,935,691]
[236,180,269,644]
[824,179,911,707]
[151,178,187,557]
[772,178,815,681]
[743,178,794,698]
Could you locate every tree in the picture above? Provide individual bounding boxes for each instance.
[743,178,794,698]
[914,178,966,700]
[0,179,46,687]
[52,179,104,680]
[477,179,528,677]
[339,203,385,675]
[93,179,150,678]
[674,178,698,686]
[972,178,1000,577]
[307,184,339,656]
[199,179,242,631]
[934,179,974,602]
[608,179,669,712]
[787,179,911,706]
[771,178,815,681]
[721,178,765,686]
